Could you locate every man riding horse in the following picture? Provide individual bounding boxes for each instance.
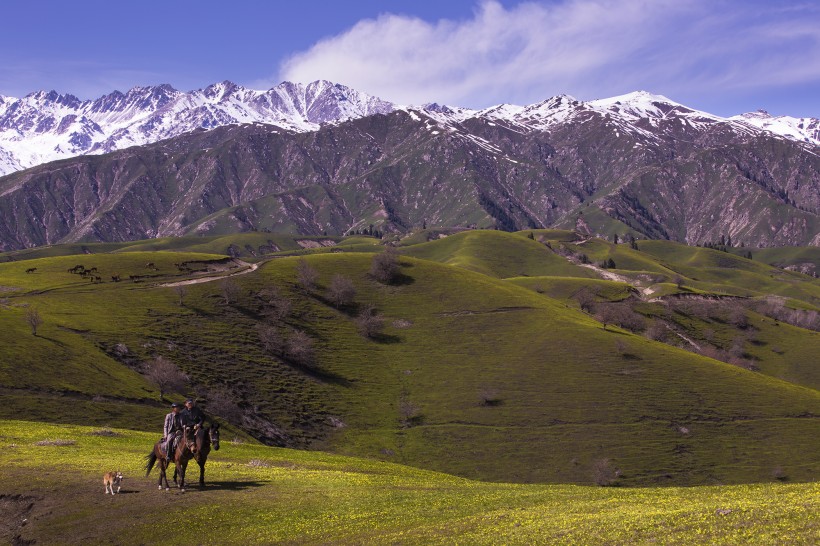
[162,402,183,457]
[180,398,206,428]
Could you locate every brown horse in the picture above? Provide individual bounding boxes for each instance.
[145,425,198,492]
[174,422,219,487]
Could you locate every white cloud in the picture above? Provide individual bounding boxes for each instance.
[278,0,820,108]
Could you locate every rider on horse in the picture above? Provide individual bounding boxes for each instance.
[180,398,206,428]
[162,402,182,457]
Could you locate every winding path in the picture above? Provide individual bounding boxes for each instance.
[159,260,260,288]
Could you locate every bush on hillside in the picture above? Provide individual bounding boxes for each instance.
[296,258,319,291]
[327,274,356,308]
[591,458,620,486]
[285,330,316,368]
[145,356,189,399]
[256,286,292,321]
[355,305,385,339]
[370,246,401,284]
[220,278,241,305]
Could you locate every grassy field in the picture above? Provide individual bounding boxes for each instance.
[1,233,819,488]
[0,420,817,545]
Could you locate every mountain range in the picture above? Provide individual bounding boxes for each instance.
[0,81,818,251]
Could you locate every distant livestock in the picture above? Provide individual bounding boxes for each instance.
[25,267,37,274]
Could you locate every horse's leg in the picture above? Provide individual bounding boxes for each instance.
[199,459,205,487]
[179,461,187,492]
[160,459,170,491]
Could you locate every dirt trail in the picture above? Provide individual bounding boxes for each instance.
[160,260,260,288]
[578,263,656,297]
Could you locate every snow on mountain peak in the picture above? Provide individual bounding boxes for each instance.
[0,81,817,177]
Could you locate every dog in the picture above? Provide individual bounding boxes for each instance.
[103,471,124,495]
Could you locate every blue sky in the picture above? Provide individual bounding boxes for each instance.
[1,0,818,117]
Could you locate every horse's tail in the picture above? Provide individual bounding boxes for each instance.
[145,450,157,476]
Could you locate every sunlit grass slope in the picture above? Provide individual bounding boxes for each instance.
[1,421,817,545]
[401,230,596,278]
[3,244,819,486]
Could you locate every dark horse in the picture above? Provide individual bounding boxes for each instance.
[174,422,220,487]
[145,425,197,492]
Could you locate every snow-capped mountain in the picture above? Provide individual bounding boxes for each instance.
[0,80,395,176]
[731,110,820,147]
[0,82,817,178]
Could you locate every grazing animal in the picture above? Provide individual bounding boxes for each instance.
[90,275,103,284]
[103,471,124,494]
[88,267,98,274]
[68,265,85,274]
[111,275,121,282]
[174,422,219,488]
[145,426,197,492]
[25,268,37,274]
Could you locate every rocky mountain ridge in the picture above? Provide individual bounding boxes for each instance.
[0,93,817,251]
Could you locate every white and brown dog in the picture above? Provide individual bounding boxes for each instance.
[103,471,124,495]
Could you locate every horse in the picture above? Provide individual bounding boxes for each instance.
[25,267,37,274]
[145,425,198,492]
[174,422,219,488]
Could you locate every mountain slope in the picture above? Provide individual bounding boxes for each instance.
[1,97,818,251]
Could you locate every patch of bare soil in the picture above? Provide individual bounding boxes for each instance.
[296,239,336,249]
[0,494,37,546]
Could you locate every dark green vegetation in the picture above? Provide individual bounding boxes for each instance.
[2,421,817,545]
[0,230,818,488]
[1,104,818,252]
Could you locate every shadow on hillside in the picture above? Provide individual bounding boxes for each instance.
[371,333,402,344]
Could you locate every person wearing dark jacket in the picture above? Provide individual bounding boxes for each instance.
[180,398,206,427]
[162,403,182,457]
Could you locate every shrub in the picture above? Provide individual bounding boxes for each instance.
[370,246,400,284]
[256,287,292,321]
[220,278,241,305]
[285,330,316,367]
[145,356,189,399]
[644,320,667,342]
[173,285,187,306]
[399,399,423,428]
[296,258,319,291]
[591,458,620,486]
[355,305,385,338]
[327,274,356,308]
[25,307,43,335]
[479,387,502,407]
[258,325,285,355]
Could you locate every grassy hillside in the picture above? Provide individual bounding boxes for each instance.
[1,235,819,487]
[1,420,817,545]
[401,230,596,279]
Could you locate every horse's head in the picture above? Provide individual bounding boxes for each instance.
[183,426,197,454]
[209,422,220,451]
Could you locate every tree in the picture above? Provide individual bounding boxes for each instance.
[285,329,316,367]
[591,458,620,486]
[257,325,285,355]
[173,285,187,306]
[574,287,597,313]
[527,232,534,240]
[220,278,241,305]
[673,275,685,290]
[327,274,356,308]
[145,356,188,400]
[355,305,385,338]
[25,307,43,336]
[370,246,400,284]
[295,258,319,291]
[256,287,292,321]
[612,233,619,245]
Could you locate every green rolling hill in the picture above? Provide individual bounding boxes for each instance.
[1,230,818,488]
